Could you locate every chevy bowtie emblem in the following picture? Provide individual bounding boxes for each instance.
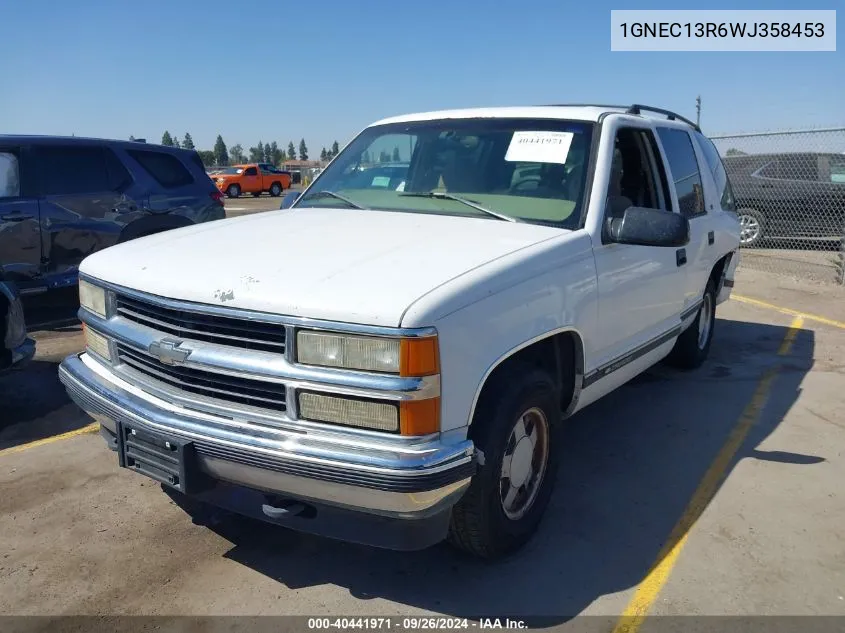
[148,337,192,365]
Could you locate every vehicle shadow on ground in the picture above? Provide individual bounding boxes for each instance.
[202,318,816,623]
[0,324,89,451]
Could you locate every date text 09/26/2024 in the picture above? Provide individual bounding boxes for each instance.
[307,618,528,630]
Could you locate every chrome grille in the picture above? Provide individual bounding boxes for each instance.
[116,343,286,413]
[115,294,286,354]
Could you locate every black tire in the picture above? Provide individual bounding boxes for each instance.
[737,208,765,248]
[665,278,717,370]
[226,184,240,199]
[270,182,282,197]
[448,364,560,559]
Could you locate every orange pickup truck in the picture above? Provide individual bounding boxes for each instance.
[212,163,292,198]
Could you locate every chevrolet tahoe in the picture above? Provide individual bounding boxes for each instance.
[59,104,741,559]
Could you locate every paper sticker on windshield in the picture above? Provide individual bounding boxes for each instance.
[371,176,391,187]
[505,131,574,165]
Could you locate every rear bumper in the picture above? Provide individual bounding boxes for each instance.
[59,353,475,548]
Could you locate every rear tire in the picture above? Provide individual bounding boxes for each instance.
[226,184,241,199]
[666,278,717,370]
[448,364,560,559]
[737,208,765,247]
[270,182,282,197]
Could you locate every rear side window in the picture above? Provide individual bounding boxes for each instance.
[694,132,736,212]
[656,128,706,218]
[127,149,194,188]
[37,146,111,195]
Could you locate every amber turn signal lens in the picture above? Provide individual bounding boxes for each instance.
[399,337,439,377]
[399,398,440,436]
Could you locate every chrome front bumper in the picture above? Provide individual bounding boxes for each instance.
[59,353,475,518]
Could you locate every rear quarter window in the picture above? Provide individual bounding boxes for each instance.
[127,149,194,188]
[694,132,736,212]
[657,128,706,218]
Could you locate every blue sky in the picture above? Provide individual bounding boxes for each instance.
[1,0,841,154]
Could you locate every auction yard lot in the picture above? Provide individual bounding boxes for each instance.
[1,262,844,620]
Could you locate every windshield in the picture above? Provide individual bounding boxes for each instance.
[293,118,594,227]
[219,167,244,175]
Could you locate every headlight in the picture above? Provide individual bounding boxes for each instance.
[83,324,112,361]
[296,331,438,376]
[79,279,107,318]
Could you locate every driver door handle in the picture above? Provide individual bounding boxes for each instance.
[676,248,687,267]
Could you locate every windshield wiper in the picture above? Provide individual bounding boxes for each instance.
[399,191,519,223]
[300,190,367,209]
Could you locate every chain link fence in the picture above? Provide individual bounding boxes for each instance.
[709,128,845,285]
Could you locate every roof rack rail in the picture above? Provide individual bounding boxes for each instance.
[537,103,700,132]
[625,104,700,131]
[539,103,630,110]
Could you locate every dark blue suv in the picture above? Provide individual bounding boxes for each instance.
[0,136,225,327]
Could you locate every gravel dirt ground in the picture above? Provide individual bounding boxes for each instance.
[1,262,844,624]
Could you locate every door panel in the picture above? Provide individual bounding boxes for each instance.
[34,144,144,281]
[656,127,711,308]
[241,167,260,192]
[593,242,686,367]
[591,124,686,371]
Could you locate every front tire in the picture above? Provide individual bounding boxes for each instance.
[226,184,241,199]
[448,364,560,559]
[666,278,716,370]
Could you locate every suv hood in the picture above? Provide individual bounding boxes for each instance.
[80,208,565,326]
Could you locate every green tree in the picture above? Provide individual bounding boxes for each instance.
[229,144,245,164]
[362,150,371,164]
[264,142,274,164]
[197,150,216,167]
[173,136,180,149]
[213,135,229,166]
[320,147,328,161]
[392,146,400,162]
[161,131,174,146]
[331,140,340,157]
[248,142,263,162]
[269,141,283,166]
[379,150,390,163]
[129,135,136,141]
[182,133,195,150]
[287,141,296,161]
[725,148,746,156]
[298,139,308,161]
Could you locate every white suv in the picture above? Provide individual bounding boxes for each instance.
[60,104,740,559]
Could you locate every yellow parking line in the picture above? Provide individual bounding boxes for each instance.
[0,422,99,458]
[612,315,804,633]
[733,294,845,330]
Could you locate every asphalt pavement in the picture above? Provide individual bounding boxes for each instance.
[1,267,844,622]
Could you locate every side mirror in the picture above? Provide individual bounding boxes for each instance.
[280,191,301,209]
[608,207,690,247]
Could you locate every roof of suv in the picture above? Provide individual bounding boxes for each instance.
[371,104,701,131]
[0,134,193,153]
